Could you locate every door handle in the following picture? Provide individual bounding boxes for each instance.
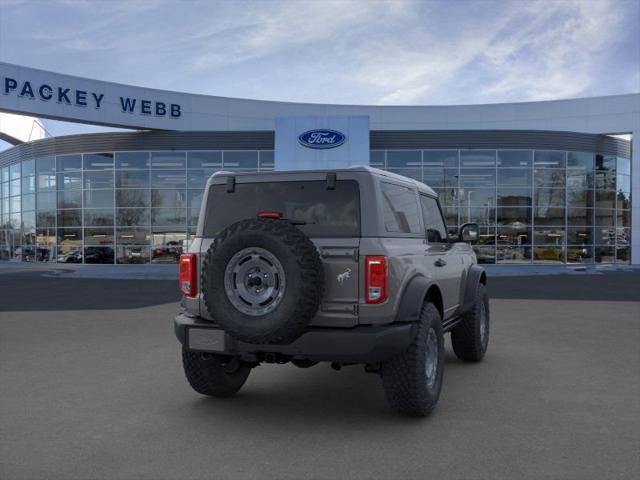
[434,258,447,267]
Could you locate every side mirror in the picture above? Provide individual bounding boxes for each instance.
[459,223,479,243]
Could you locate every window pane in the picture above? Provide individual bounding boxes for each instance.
[534,169,565,187]
[380,182,421,233]
[616,174,630,194]
[420,195,447,242]
[56,243,83,263]
[84,228,114,245]
[36,210,55,228]
[21,159,35,176]
[151,170,186,188]
[497,207,531,225]
[595,191,616,209]
[534,151,565,168]
[22,193,35,211]
[423,150,458,168]
[10,179,21,196]
[534,206,565,225]
[117,208,150,226]
[151,189,186,208]
[498,150,532,168]
[534,188,565,208]
[616,157,630,176]
[497,188,532,206]
[116,189,149,208]
[116,227,150,245]
[534,227,565,245]
[150,152,186,169]
[616,210,631,227]
[36,157,55,173]
[259,151,274,169]
[187,151,222,169]
[566,169,593,189]
[370,151,385,167]
[22,211,36,230]
[21,176,36,193]
[458,188,496,206]
[596,155,616,172]
[594,209,615,227]
[58,209,82,226]
[459,168,495,187]
[497,169,531,186]
[57,190,82,209]
[37,173,56,191]
[83,153,114,170]
[57,154,82,171]
[496,246,532,264]
[566,246,593,264]
[84,170,114,189]
[497,225,531,245]
[595,246,615,263]
[116,245,150,264]
[84,190,114,209]
[10,195,21,212]
[84,209,114,226]
[151,208,187,227]
[567,227,593,244]
[115,152,149,169]
[567,151,594,169]
[37,191,56,211]
[116,170,149,188]
[84,246,114,264]
[566,188,593,208]
[460,150,495,167]
[387,150,421,168]
[460,206,495,226]
[567,208,593,226]
[595,226,616,244]
[57,171,82,190]
[532,246,564,263]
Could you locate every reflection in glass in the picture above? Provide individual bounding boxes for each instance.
[117,208,150,226]
[566,246,593,263]
[151,189,186,208]
[83,153,114,170]
[57,190,82,209]
[151,170,186,189]
[370,151,385,167]
[84,246,114,264]
[223,151,258,169]
[57,209,82,227]
[497,188,532,206]
[116,152,149,169]
[423,150,458,168]
[595,246,615,264]
[460,150,495,167]
[498,150,532,167]
[150,152,186,169]
[117,246,150,264]
[386,150,421,168]
[57,154,82,171]
[532,246,564,263]
[117,189,149,208]
[84,170,114,189]
[84,209,115,226]
[567,151,594,169]
[187,151,222,169]
[534,151,565,168]
[567,227,593,245]
[497,246,532,263]
[116,170,149,188]
[151,208,187,226]
[57,171,82,190]
[84,190,114,209]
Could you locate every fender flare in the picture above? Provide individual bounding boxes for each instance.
[394,275,431,323]
[460,265,486,314]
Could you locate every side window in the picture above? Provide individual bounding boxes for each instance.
[420,195,448,243]
[380,182,422,234]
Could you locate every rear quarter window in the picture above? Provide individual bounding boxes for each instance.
[380,182,422,234]
[203,180,360,237]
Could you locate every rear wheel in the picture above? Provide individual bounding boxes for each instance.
[451,283,489,362]
[182,348,251,397]
[380,303,444,417]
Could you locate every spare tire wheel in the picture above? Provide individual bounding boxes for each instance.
[202,218,324,345]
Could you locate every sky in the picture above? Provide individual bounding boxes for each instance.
[0,0,638,144]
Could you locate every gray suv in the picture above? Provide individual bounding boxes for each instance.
[174,166,489,416]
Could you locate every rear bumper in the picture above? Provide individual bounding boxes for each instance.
[174,313,414,364]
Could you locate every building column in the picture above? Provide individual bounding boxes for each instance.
[632,129,639,265]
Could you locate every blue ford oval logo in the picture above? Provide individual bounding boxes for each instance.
[298,129,346,149]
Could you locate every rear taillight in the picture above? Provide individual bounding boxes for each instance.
[179,254,197,297]
[365,256,387,304]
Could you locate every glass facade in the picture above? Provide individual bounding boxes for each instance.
[0,148,631,265]
[371,149,631,264]
[0,150,274,264]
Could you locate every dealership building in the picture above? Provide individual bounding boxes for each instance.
[0,62,638,266]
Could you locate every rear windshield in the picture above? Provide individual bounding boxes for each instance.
[203,180,360,237]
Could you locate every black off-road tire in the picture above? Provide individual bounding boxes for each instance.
[380,303,444,417]
[182,348,251,398]
[451,283,489,362]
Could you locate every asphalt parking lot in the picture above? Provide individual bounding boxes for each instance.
[1,270,639,480]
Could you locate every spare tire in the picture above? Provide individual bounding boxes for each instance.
[202,218,324,345]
